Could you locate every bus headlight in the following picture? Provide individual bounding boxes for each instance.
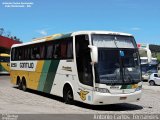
[95,87,110,93]
[135,86,142,92]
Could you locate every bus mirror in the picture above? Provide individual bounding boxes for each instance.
[88,45,98,63]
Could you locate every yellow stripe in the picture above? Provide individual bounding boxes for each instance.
[132,84,138,89]
[0,53,10,57]
[27,60,45,90]
[32,34,62,41]
[1,62,10,72]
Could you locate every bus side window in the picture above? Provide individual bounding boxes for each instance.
[40,45,45,59]
[31,47,35,60]
[27,48,31,60]
[46,43,53,59]
[67,39,73,59]
[60,38,73,59]
[15,48,19,60]
[24,47,28,60]
[61,41,67,59]
[11,48,15,60]
[53,43,60,59]
[35,46,40,59]
[18,48,22,60]
[21,49,25,60]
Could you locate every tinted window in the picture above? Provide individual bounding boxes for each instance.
[0,57,10,62]
[11,37,73,61]
[11,48,15,60]
[75,35,93,86]
[46,44,54,59]
[154,74,158,77]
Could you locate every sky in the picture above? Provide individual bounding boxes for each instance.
[0,0,160,44]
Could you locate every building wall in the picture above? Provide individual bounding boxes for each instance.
[0,36,21,49]
[0,36,21,53]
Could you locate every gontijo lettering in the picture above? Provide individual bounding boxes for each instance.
[20,62,34,68]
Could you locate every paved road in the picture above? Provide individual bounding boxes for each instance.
[0,75,160,114]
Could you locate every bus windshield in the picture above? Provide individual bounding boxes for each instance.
[141,64,158,74]
[0,57,10,62]
[92,34,141,85]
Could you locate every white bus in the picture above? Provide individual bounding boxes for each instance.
[10,31,142,105]
[138,44,158,80]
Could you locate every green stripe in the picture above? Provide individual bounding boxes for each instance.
[0,64,2,70]
[38,60,51,91]
[121,85,132,89]
[43,60,60,93]
[0,63,7,72]
[53,33,72,40]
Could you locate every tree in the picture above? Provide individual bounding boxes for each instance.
[13,36,17,40]
[0,28,4,36]
[6,31,11,37]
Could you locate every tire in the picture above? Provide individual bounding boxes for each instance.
[17,80,22,90]
[149,81,155,86]
[63,87,74,104]
[22,78,27,91]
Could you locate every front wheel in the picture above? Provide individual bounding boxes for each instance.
[63,87,74,104]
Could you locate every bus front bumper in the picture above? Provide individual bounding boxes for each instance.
[92,90,142,105]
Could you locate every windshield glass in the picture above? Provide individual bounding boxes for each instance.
[141,64,158,74]
[140,58,148,64]
[92,34,141,85]
[0,57,10,62]
[95,48,141,85]
[92,34,136,48]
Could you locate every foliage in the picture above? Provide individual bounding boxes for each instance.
[0,27,22,42]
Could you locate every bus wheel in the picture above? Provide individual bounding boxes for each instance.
[22,78,27,91]
[149,81,155,86]
[63,86,74,104]
[17,80,22,90]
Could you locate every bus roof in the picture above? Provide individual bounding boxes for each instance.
[71,30,133,36]
[11,30,133,48]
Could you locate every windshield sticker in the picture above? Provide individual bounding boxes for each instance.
[121,84,138,89]
[120,50,125,57]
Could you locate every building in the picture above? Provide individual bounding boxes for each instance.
[137,43,160,80]
[0,36,21,53]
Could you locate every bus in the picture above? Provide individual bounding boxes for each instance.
[0,53,10,74]
[138,44,158,80]
[141,58,158,80]
[10,31,142,105]
[158,65,160,74]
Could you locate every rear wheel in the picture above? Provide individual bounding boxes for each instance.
[17,79,22,90]
[22,78,27,91]
[149,81,155,86]
[63,87,74,104]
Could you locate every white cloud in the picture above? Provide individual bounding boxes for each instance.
[36,29,48,35]
[131,27,141,31]
[36,27,52,36]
